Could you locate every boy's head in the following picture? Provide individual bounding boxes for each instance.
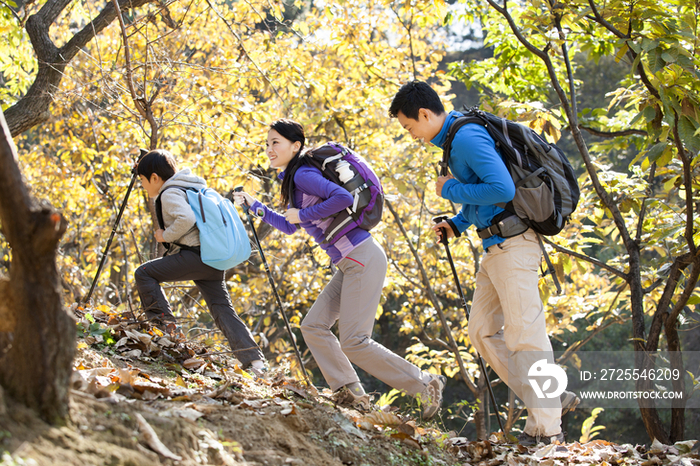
[389,81,446,144]
[136,149,177,197]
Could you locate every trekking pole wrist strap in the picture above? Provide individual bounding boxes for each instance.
[445,218,461,238]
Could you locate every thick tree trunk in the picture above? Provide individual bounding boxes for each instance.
[627,248,670,444]
[0,109,74,424]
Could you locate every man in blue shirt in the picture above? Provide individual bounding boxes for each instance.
[390,81,574,446]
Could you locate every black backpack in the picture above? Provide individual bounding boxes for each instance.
[442,107,580,236]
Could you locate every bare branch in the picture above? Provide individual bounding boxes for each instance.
[587,0,628,38]
[541,236,628,280]
[5,0,157,135]
[386,199,477,393]
[579,125,647,138]
[204,0,286,108]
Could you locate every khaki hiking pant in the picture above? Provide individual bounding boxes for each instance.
[468,229,562,437]
[301,238,431,395]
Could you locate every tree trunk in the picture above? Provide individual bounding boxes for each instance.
[0,109,74,424]
[476,373,489,439]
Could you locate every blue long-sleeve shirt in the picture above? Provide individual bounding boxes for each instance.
[431,111,516,250]
[249,165,371,264]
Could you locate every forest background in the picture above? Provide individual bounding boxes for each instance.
[0,0,699,447]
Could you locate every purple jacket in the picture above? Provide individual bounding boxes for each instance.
[250,166,371,264]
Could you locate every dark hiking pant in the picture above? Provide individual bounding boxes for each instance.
[134,249,263,367]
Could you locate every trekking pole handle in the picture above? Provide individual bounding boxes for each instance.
[233,186,250,209]
[432,215,450,246]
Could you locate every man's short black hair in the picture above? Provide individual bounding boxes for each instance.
[389,81,445,120]
[136,149,177,181]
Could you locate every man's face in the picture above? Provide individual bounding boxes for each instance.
[397,109,441,144]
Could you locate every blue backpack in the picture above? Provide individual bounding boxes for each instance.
[155,186,251,270]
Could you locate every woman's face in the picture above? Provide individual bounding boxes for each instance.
[266,129,301,170]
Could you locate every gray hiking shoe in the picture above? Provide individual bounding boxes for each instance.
[560,390,580,416]
[332,386,373,412]
[419,373,446,420]
[518,431,565,447]
[247,363,269,380]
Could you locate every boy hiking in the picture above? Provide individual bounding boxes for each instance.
[233,119,445,418]
[135,149,266,376]
[389,81,578,445]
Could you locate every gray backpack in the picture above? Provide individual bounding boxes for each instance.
[442,108,580,294]
[442,107,580,237]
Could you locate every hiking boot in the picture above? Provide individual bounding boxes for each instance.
[332,386,373,412]
[518,431,565,447]
[419,373,446,420]
[560,390,580,416]
[247,361,269,379]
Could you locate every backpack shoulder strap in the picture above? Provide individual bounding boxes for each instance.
[154,186,197,252]
[154,186,193,228]
[440,112,486,177]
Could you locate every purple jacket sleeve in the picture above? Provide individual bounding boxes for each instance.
[249,200,299,235]
[294,166,353,222]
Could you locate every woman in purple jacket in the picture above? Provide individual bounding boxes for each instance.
[233,119,445,418]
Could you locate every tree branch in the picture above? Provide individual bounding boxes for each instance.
[386,199,477,394]
[5,0,156,136]
[541,236,628,279]
[204,0,286,108]
[579,125,647,138]
[673,111,696,255]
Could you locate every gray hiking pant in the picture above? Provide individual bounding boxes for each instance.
[134,249,263,367]
[301,238,431,395]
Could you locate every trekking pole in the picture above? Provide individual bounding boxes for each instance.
[84,149,147,304]
[233,187,312,386]
[433,215,505,434]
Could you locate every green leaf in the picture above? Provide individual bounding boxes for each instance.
[642,106,657,123]
[649,48,666,73]
[678,117,700,153]
[627,40,641,54]
[645,142,668,163]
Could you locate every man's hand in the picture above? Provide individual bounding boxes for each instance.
[155,229,165,243]
[432,221,455,243]
[436,174,455,198]
[285,208,301,224]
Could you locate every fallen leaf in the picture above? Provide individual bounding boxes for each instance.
[122,349,142,358]
[131,379,171,397]
[135,413,182,461]
[239,399,267,410]
[280,406,296,415]
[282,381,310,399]
[183,358,206,370]
[125,329,153,346]
[357,411,403,429]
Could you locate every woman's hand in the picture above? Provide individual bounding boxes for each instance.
[155,229,165,243]
[285,208,301,224]
[232,191,257,208]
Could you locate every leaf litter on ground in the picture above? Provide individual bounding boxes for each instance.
[1,303,698,466]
